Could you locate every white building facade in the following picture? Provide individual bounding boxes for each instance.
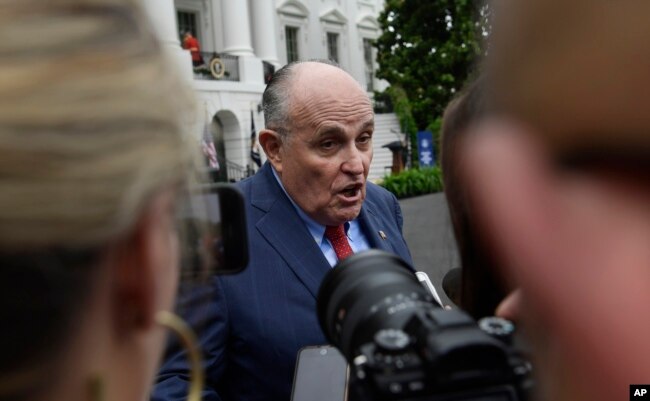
[144,0,402,182]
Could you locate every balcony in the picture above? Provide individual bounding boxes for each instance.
[192,52,240,82]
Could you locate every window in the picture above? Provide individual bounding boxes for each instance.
[285,26,300,63]
[327,32,339,63]
[177,11,198,40]
[363,38,375,92]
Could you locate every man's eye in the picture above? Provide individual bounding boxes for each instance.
[320,140,336,149]
[357,134,372,144]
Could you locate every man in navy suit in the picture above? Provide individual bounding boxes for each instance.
[152,60,413,401]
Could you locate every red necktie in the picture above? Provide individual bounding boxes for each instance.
[325,225,354,261]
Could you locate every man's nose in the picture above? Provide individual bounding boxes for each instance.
[341,145,365,175]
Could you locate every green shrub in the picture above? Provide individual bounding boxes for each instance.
[379,167,444,199]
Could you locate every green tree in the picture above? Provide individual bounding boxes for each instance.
[376,0,487,134]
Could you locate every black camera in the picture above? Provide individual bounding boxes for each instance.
[317,250,532,401]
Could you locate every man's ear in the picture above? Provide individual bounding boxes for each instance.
[259,129,283,173]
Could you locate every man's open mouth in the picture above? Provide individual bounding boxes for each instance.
[340,184,362,198]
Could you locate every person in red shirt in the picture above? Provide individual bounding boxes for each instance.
[182,31,204,67]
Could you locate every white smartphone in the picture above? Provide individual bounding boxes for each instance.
[290,345,349,401]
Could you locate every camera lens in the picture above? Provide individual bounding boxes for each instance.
[318,251,529,399]
[317,250,436,359]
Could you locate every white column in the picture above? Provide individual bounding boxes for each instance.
[221,1,255,56]
[141,0,193,80]
[251,0,280,65]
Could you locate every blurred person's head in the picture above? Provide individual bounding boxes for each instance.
[0,1,195,400]
[259,61,374,226]
[461,1,650,400]
[439,76,508,318]
[487,0,650,163]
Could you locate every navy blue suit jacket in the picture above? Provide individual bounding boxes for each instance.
[152,162,413,401]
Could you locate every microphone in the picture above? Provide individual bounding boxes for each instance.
[442,267,461,307]
[415,271,444,307]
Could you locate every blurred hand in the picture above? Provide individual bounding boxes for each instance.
[495,288,522,322]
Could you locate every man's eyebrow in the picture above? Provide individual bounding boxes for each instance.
[313,119,375,138]
[360,120,375,132]
[314,124,346,138]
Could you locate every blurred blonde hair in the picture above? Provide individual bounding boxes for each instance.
[0,0,196,248]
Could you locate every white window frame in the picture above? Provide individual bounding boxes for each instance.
[285,26,301,63]
[326,32,340,64]
[277,0,309,64]
[177,9,200,42]
[362,37,376,92]
[357,14,380,93]
[320,7,348,68]
[175,0,216,52]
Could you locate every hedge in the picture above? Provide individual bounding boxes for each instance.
[379,167,444,199]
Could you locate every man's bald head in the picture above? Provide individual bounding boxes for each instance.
[262,60,366,138]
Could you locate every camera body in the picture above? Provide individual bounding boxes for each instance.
[317,250,532,401]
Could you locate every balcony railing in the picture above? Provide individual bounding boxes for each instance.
[192,52,240,82]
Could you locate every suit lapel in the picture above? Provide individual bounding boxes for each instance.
[251,164,331,299]
[358,199,398,253]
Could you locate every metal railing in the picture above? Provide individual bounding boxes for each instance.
[202,159,252,183]
[192,52,240,82]
[225,159,250,182]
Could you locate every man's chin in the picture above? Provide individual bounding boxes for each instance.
[331,205,362,224]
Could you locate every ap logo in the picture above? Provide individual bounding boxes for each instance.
[631,385,650,400]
